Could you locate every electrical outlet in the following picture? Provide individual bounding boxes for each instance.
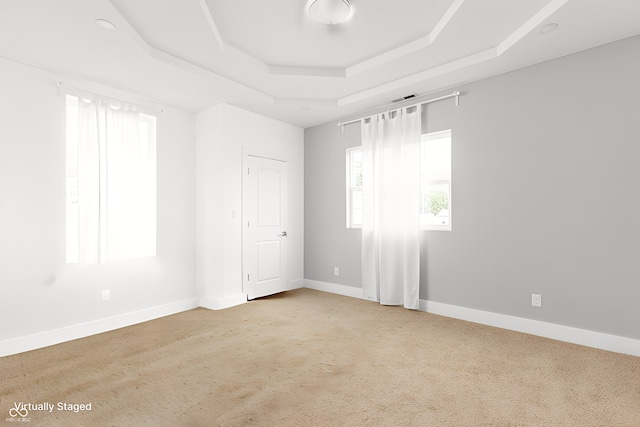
[333,267,339,276]
[531,293,542,308]
[102,289,111,301]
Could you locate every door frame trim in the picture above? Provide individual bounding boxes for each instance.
[241,147,288,298]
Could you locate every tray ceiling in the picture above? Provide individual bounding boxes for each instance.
[0,0,639,128]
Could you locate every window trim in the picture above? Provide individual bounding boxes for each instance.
[420,129,452,231]
[65,94,158,264]
[346,146,363,229]
[345,129,452,231]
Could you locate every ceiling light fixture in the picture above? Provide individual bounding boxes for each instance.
[95,19,116,31]
[538,22,558,34]
[308,0,352,25]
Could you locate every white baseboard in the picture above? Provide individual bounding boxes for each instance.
[421,300,640,357]
[0,298,199,358]
[199,294,247,310]
[304,279,364,299]
[288,279,305,290]
[305,280,640,357]
[6,283,638,358]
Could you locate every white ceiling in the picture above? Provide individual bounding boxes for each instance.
[1,0,639,128]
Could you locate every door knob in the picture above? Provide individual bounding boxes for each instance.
[280,231,287,237]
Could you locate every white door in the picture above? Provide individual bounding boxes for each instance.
[243,151,288,300]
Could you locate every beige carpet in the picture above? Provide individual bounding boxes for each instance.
[2,288,639,426]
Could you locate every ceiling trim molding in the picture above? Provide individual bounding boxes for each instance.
[118,0,564,85]
[273,98,338,108]
[268,66,346,78]
[147,48,273,104]
[338,48,497,106]
[337,0,570,107]
[105,0,273,104]
[429,0,466,45]
[196,0,270,74]
[105,0,570,113]
[345,35,431,78]
[196,0,224,50]
[192,0,467,80]
[497,0,569,55]
[322,0,466,78]
[343,0,466,78]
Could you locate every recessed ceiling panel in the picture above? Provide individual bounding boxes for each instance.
[109,0,222,70]
[222,0,552,101]
[205,0,455,68]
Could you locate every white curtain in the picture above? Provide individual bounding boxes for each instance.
[74,95,156,263]
[361,106,421,309]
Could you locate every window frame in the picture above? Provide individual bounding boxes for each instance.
[420,129,452,231]
[346,146,363,228]
[65,94,158,264]
[345,129,452,231]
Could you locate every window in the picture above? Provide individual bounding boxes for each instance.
[420,130,451,230]
[345,129,451,230]
[65,94,157,263]
[346,147,363,228]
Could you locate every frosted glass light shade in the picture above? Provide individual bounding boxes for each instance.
[308,0,351,25]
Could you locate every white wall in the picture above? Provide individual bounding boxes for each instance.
[0,58,198,355]
[196,104,304,308]
[0,59,304,355]
[195,105,225,304]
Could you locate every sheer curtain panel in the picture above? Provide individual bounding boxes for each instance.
[361,107,421,309]
[67,93,156,263]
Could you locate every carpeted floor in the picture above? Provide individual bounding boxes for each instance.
[1,288,639,426]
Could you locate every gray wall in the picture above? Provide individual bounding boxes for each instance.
[304,35,640,340]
